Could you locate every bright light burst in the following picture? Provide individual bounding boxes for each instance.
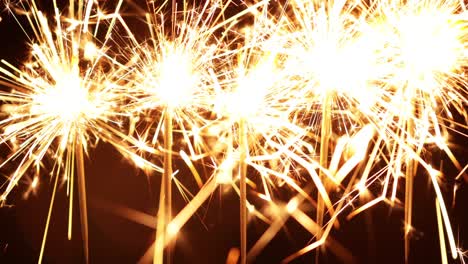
[0,0,467,263]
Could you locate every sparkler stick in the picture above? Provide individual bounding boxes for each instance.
[163,109,174,262]
[404,112,415,262]
[76,140,89,263]
[316,90,331,261]
[154,109,173,264]
[239,117,248,264]
[154,168,167,264]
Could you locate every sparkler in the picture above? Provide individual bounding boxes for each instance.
[0,0,467,263]
[239,0,467,262]
[263,0,383,261]
[355,1,468,261]
[0,1,158,263]
[116,2,229,263]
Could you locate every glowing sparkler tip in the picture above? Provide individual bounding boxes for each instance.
[30,74,93,122]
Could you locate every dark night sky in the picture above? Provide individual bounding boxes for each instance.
[0,1,467,264]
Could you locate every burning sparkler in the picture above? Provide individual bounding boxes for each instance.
[0,1,157,262]
[356,1,468,261]
[115,2,230,263]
